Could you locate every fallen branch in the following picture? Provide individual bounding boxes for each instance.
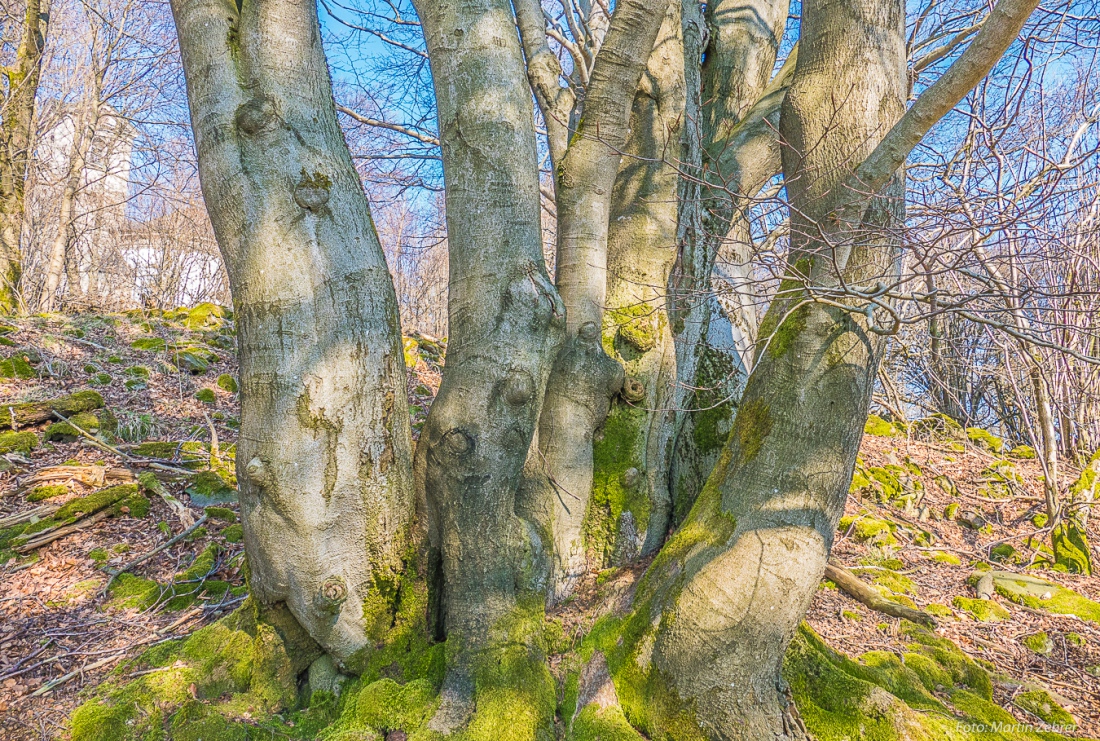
[14,464,135,494]
[138,473,194,527]
[103,514,209,593]
[0,503,61,529]
[824,560,937,629]
[15,509,112,553]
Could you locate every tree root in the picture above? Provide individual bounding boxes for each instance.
[824,560,937,629]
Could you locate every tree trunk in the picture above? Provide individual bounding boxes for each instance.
[603,0,910,734]
[410,0,567,729]
[0,0,50,314]
[669,0,792,520]
[170,0,414,671]
[43,82,101,312]
[525,0,672,604]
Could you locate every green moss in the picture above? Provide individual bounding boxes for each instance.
[0,430,37,454]
[925,603,954,618]
[1066,632,1085,647]
[952,596,1010,622]
[195,387,216,403]
[990,570,1100,623]
[1050,521,1092,575]
[1022,632,1054,655]
[27,483,68,502]
[1014,688,1076,727]
[588,404,652,564]
[758,296,808,360]
[87,547,108,564]
[944,502,959,519]
[607,303,662,354]
[0,354,36,379]
[43,411,101,442]
[965,427,1003,453]
[107,573,162,610]
[185,469,236,506]
[838,514,897,546]
[572,703,647,740]
[732,397,771,466]
[217,373,239,393]
[204,506,236,522]
[864,414,901,437]
[71,600,311,741]
[931,551,962,565]
[990,543,1017,563]
[1008,444,1037,459]
[222,523,243,543]
[183,302,229,331]
[857,568,916,596]
[130,336,166,352]
[841,609,862,621]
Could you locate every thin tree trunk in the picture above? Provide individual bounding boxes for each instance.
[567,0,686,589]
[520,0,671,604]
[43,84,100,312]
[0,0,50,314]
[170,0,414,671]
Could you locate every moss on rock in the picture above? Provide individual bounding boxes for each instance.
[965,427,1003,453]
[990,570,1100,623]
[0,430,37,454]
[952,596,1010,623]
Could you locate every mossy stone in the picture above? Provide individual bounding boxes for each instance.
[838,514,897,546]
[989,543,1017,563]
[195,388,216,404]
[952,596,1010,622]
[130,336,166,352]
[990,570,1100,622]
[44,411,102,442]
[216,373,238,393]
[864,414,901,437]
[1008,444,1037,459]
[186,470,237,506]
[1022,631,1054,655]
[222,523,244,543]
[965,427,1003,453]
[0,354,36,379]
[0,430,37,454]
[1050,521,1092,575]
[1014,687,1076,727]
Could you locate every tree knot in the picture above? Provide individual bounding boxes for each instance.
[315,576,348,613]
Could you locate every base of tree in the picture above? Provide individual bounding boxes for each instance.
[67,590,1082,741]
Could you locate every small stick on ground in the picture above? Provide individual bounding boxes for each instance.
[824,560,938,629]
[102,514,209,593]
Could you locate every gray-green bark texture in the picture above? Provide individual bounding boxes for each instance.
[0,0,49,314]
[411,0,566,728]
[170,0,414,670]
[587,0,685,575]
[524,0,671,604]
[668,0,791,521]
[593,0,910,735]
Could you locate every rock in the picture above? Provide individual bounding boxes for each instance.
[955,510,986,530]
[952,596,1010,622]
[216,373,238,393]
[1050,521,1092,575]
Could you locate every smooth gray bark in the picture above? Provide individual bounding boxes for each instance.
[170,0,414,670]
[412,0,567,729]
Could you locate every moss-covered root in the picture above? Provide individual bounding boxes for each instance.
[70,600,322,741]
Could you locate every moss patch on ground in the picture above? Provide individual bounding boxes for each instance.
[786,622,1075,740]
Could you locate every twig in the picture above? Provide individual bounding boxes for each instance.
[51,411,135,462]
[27,653,123,698]
[0,503,61,529]
[824,560,937,629]
[102,514,209,592]
[47,334,112,353]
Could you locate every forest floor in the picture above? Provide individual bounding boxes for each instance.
[0,309,1097,740]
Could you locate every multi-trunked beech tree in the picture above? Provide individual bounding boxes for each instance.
[75,0,1041,738]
